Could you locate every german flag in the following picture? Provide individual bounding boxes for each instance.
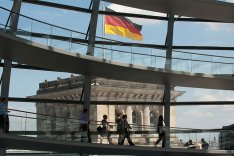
[104,7,143,41]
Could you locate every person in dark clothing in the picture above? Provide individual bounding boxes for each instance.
[116,113,124,145]
[79,108,91,143]
[0,98,9,133]
[201,138,209,149]
[120,115,134,146]
[101,115,113,144]
[184,139,196,149]
[155,115,166,147]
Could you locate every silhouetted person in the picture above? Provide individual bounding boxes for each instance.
[184,139,196,149]
[116,113,124,145]
[120,115,134,146]
[201,138,209,149]
[155,115,166,147]
[79,108,91,143]
[101,115,113,144]
[0,98,9,133]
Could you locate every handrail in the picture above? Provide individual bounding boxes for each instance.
[2,22,234,60]
[2,25,234,66]
[172,49,234,59]
[9,112,234,136]
[9,108,81,123]
[93,44,234,65]
[7,97,234,106]
[0,6,127,44]
[14,28,234,59]
[8,108,234,132]
[9,108,154,129]
[7,108,234,151]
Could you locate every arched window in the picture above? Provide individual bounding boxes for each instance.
[132,111,137,124]
[132,110,141,130]
[150,111,155,126]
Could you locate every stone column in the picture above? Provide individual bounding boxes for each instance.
[155,110,159,124]
[143,107,150,131]
[126,106,132,125]
[170,106,176,128]
[143,106,150,143]
[108,105,115,123]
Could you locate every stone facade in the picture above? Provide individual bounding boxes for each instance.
[32,76,183,143]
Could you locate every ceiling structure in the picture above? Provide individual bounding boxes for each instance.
[103,0,234,23]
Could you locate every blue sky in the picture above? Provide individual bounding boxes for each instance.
[0,0,234,132]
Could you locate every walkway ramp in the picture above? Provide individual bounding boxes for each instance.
[0,31,234,90]
[0,133,233,155]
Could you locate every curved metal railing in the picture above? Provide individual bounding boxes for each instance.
[0,6,234,75]
[5,108,234,150]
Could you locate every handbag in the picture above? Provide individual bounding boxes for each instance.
[97,126,102,133]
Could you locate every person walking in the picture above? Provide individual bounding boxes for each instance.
[184,139,196,149]
[155,115,166,147]
[101,115,113,144]
[116,113,124,145]
[120,115,134,146]
[0,98,9,133]
[201,138,209,149]
[79,108,91,143]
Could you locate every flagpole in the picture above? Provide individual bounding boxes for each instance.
[102,3,105,59]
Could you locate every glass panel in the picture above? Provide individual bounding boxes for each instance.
[7,103,234,150]
[0,7,11,28]
[174,21,234,47]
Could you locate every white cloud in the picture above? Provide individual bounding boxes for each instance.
[182,109,214,119]
[203,23,224,31]
[176,105,234,129]
[108,4,165,25]
[199,94,218,101]
[224,0,234,3]
[176,87,234,129]
[177,87,234,102]
[196,22,234,32]
[221,105,234,112]
[198,91,234,101]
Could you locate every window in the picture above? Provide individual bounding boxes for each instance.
[150,112,155,126]
[132,111,137,124]
[132,110,141,130]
